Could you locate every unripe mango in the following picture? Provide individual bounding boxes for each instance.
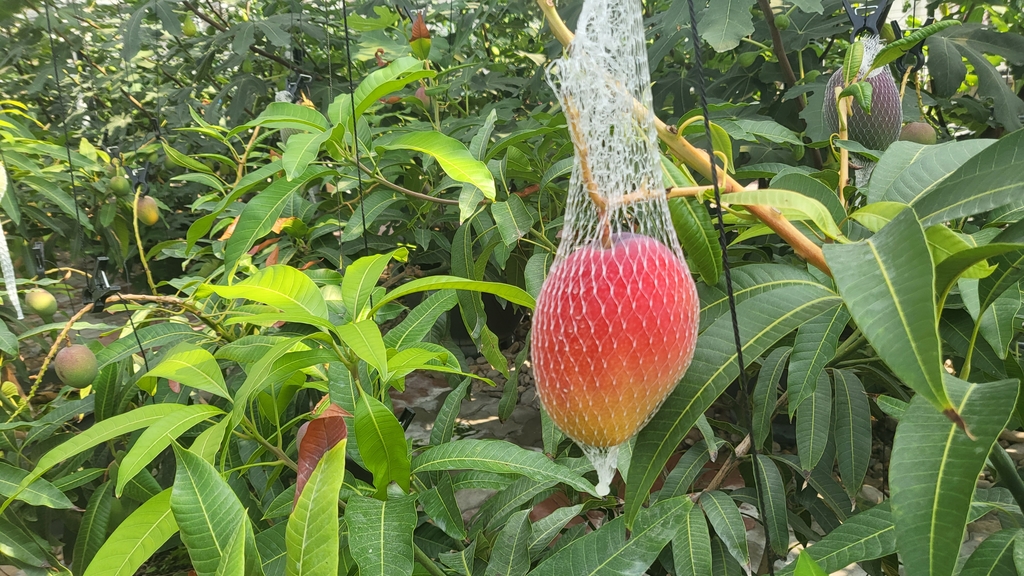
[54,345,98,388]
[25,289,57,319]
[532,234,699,449]
[774,13,790,30]
[137,196,160,226]
[109,176,132,196]
[183,18,197,37]
[900,121,937,145]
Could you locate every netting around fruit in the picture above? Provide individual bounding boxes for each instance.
[823,35,903,170]
[0,163,23,320]
[534,0,699,497]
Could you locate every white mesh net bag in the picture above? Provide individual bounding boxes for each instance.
[533,0,699,497]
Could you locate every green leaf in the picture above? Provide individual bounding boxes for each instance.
[935,244,1024,306]
[342,249,409,322]
[247,101,330,133]
[914,129,1024,226]
[346,495,417,576]
[755,455,790,557]
[776,504,894,575]
[200,265,328,319]
[97,322,207,370]
[960,528,1019,576]
[823,208,951,413]
[657,441,710,503]
[672,499,712,576]
[0,461,73,509]
[485,509,531,576]
[383,290,458,350]
[375,132,496,200]
[419,473,467,541]
[530,496,693,575]
[698,0,754,51]
[626,284,842,527]
[491,194,536,246]
[839,81,873,114]
[286,439,347,576]
[439,540,478,576]
[143,342,231,400]
[162,141,215,175]
[73,481,114,574]
[847,202,910,232]
[354,392,410,497]
[367,275,535,316]
[867,140,995,205]
[699,264,820,329]
[282,131,331,180]
[1,404,187,513]
[753,347,790,449]
[843,42,864,86]
[890,375,1018,576]
[329,57,436,125]
[229,336,308,429]
[190,419,229,464]
[430,378,471,446]
[788,305,849,414]
[412,439,595,495]
[793,552,827,576]
[724,189,843,240]
[338,320,389,379]
[82,489,179,576]
[871,20,960,70]
[170,445,248,576]
[117,405,224,497]
[832,369,871,499]
[222,167,334,272]
[21,176,94,230]
[668,197,722,285]
[529,504,583,555]
[797,370,832,473]
[700,491,749,570]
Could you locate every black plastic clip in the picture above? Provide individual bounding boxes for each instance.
[890,19,932,76]
[843,0,895,41]
[31,242,46,274]
[398,407,416,431]
[83,257,121,312]
[124,163,149,195]
[286,74,313,103]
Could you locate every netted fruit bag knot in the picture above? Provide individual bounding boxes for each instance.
[534,0,699,497]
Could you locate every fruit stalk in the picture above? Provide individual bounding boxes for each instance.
[836,86,850,205]
[132,184,158,295]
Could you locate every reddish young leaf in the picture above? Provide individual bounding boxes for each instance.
[411,11,430,41]
[294,404,351,506]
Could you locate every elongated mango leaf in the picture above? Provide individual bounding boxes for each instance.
[329,57,436,125]
[756,455,790,557]
[295,404,349,504]
[823,208,951,414]
[170,445,248,576]
[890,375,1018,576]
[383,290,459,350]
[222,167,334,272]
[376,132,495,200]
[794,552,828,576]
[699,263,820,330]
[419,473,467,541]
[529,505,583,556]
[935,243,1024,306]
[914,129,1024,226]
[797,370,832,473]
[753,346,790,449]
[342,249,409,322]
[672,499,712,576]
[245,101,330,133]
[868,140,995,205]
[82,489,179,576]
[725,189,843,240]
[959,528,1019,576]
[286,439,347,576]
[788,305,849,414]
[485,509,531,576]
[346,494,417,576]
[97,323,207,370]
[491,194,536,246]
[776,504,895,575]
[412,439,595,495]
[73,481,114,574]
[0,461,73,509]
[530,495,693,575]
[200,265,328,319]
[1,404,187,513]
[143,342,231,399]
[354,392,409,498]
[368,275,535,315]
[832,369,872,499]
[117,405,224,497]
[668,196,722,285]
[700,490,749,570]
[282,131,331,180]
[229,335,307,428]
[626,284,842,527]
[0,513,49,567]
[338,320,389,379]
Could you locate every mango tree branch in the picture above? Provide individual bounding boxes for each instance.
[536,0,831,276]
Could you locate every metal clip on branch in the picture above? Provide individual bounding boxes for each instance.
[83,257,120,313]
[890,19,932,76]
[842,0,895,40]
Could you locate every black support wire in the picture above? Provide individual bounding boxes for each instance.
[340,0,370,277]
[685,0,776,572]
